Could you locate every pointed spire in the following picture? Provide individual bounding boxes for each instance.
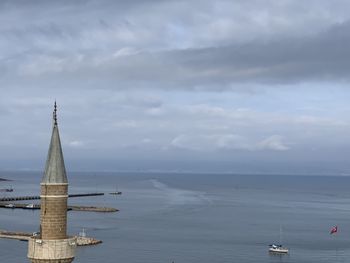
[53,101,58,126]
[42,102,68,184]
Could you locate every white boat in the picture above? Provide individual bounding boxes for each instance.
[269,244,289,254]
[25,203,35,209]
[109,185,122,195]
[269,226,289,254]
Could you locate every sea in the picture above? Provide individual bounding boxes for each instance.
[1,171,350,263]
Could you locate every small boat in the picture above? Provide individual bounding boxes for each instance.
[24,204,35,209]
[269,225,289,254]
[109,191,122,195]
[269,244,289,254]
[5,203,15,208]
[109,185,122,195]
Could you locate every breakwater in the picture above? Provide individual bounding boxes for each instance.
[0,203,118,212]
[0,231,102,246]
[0,192,104,202]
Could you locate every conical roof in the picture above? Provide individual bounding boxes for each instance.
[41,103,68,184]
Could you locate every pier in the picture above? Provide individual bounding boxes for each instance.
[0,231,102,246]
[0,202,118,212]
[0,192,104,202]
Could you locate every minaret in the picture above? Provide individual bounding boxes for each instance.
[28,102,76,263]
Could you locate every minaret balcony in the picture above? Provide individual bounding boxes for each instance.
[27,236,76,261]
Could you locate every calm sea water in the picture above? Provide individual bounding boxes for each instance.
[1,171,350,263]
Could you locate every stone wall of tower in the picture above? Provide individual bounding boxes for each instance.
[30,258,73,263]
[40,184,68,240]
[28,237,76,263]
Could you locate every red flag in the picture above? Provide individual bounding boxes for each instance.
[330,226,338,235]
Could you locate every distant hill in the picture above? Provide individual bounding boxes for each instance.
[0,178,10,181]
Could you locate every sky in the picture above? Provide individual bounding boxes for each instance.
[1,0,350,174]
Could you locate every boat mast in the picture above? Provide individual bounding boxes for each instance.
[279,225,283,244]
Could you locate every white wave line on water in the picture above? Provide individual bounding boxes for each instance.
[150,179,212,206]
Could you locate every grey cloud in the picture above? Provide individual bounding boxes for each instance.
[164,22,350,86]
[257,135,289,151]
[1,0,350,93]
[2,0,350,56]
[3,20,350,91]
[170,133,289,152]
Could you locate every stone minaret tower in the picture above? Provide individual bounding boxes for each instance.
[28,102,76,263]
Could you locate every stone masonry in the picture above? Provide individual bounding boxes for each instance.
[40,184,68,240]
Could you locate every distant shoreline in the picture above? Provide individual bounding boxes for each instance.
[0,178,10,181]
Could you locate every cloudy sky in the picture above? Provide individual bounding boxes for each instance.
[1,0,350,174]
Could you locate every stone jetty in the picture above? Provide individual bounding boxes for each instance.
[0,230,102,246]
[0,202,118,212]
